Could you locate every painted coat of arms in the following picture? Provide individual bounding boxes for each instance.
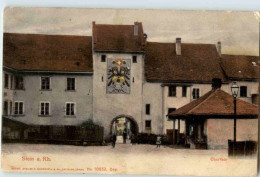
[106,59,131,94]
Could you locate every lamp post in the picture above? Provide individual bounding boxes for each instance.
[231,82,239,143]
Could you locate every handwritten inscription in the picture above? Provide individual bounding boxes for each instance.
[210,157,227,161]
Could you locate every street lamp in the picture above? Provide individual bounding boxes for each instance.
[231,82,239,142]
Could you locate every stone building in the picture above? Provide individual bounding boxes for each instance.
[2,22,259,140]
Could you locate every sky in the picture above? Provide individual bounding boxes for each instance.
[3,7,260,56]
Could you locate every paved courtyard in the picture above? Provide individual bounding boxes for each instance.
[1,143,257,176]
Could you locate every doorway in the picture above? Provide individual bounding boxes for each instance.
[110,115,138,143]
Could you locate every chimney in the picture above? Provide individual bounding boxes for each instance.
[176,38,181,55]
[134,22,139,36]
[212,78,222,90]
[217,41,221,56]
[143,33,148,47]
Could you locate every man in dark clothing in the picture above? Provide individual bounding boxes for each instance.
[123,129,127,144]
[112,134,117,148]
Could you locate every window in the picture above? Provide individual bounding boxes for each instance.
[101,55,106,62]
[15,75,24,90]
[252,94,258,105]
[40,102,50,116]
[3,101,8,115]
[10,75,13,89]
[10,101,12,115]
[145,120,152,134]
[67,78,75,91]
[66,103,75,116]
[169,86,176,97]
[168,108,176,115]
[192,88,200,99]
[132,56,137,63]
[4,74,9,88]
[145,120,151,128]
[14,102,24,115]
[240,86,247,97]
[146,104,150,115]
[41,77,50,90]
[182,86,187,97]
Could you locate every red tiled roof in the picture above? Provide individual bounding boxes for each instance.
[145,42,227,83]
[3,33,93,72]
[93,22,145,52]
[168,88,258,118]
[221,54,259,80]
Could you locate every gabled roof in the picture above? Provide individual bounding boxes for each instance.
[168,88,258,119]
[3,33,93,72]
[145,42,227,83]
[93,22,145,52]
[221,54,259,80]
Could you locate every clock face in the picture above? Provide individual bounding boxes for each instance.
[107,58,131,94]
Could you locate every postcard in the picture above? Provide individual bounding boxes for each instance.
[1,7,259,176]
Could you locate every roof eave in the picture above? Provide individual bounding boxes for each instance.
[229,77,258,82]
[168,114,258,120]
[146,79,229,84]
[3,66,93,75]
[94,49,145,54]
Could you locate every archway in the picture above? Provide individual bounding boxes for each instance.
[110,115,139,140]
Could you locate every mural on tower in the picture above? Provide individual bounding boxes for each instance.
[106,58,131,94]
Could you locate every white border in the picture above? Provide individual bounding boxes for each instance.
[0,1,260,177]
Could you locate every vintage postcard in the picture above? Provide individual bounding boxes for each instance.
[1,7,259,176]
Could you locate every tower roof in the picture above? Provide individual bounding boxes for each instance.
[92,22,145,52]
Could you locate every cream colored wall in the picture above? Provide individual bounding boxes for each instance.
[190,84,212,101]
[142,82,163,134]
[207,119,258,149]
[228,81,258,103]
[163,86,191,133]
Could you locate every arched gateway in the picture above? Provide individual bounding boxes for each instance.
[110,115,139,138]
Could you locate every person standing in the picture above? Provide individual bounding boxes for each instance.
[156,135,162,148]
[112,134,117,148]
[123,129,127,144]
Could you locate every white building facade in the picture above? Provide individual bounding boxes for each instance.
[2,22,259,138]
